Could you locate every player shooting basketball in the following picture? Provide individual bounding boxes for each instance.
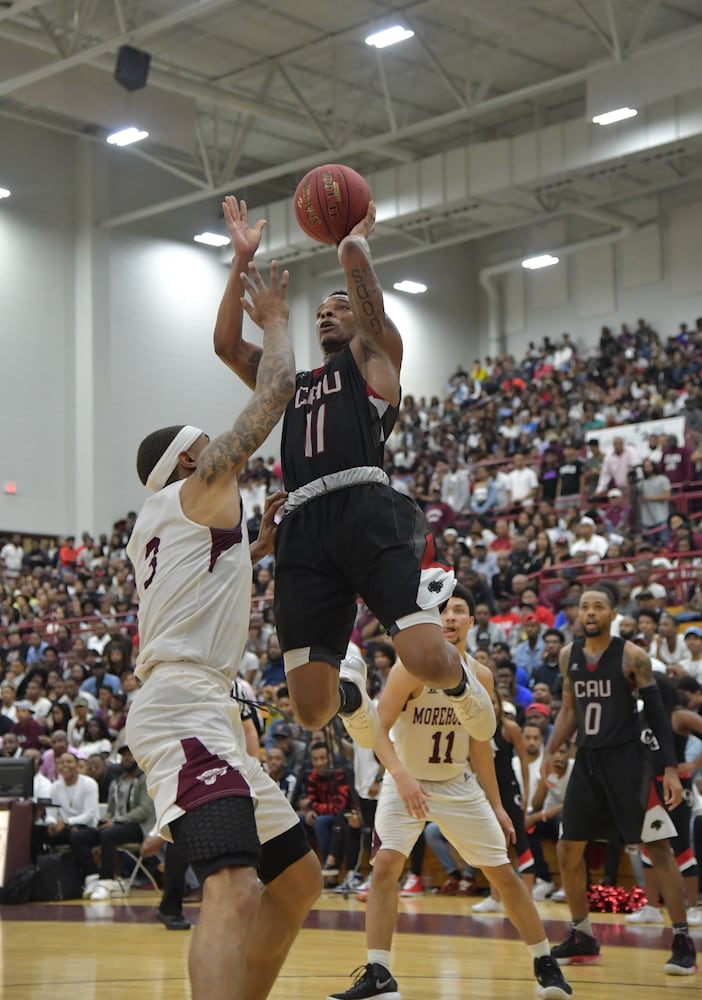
[214,189,495,753]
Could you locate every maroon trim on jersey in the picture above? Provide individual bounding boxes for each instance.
[208,526,242,573]
[175,736,251,812]
[312,364,326,377]
[586,659,599,673]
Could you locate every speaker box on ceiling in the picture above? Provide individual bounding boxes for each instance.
[114,45,151,92]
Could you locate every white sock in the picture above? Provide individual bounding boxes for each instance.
[527,939,550,960]
[574,916,593,936]
[367,950,392,972]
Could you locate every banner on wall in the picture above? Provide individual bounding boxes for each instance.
[590,416,686,457]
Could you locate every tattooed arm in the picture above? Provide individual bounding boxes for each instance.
[213,197,267,390]
[182,260,295,528]
[337,202,403,404]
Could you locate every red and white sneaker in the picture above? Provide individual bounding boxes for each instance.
[400,873,423,896]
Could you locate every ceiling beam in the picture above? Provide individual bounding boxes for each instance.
[0,0,234,96]
[0,0,45,25]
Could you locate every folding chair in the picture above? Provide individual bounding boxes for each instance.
[117,842,161,895]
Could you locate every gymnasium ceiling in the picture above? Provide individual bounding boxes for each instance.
[3,0,702,264]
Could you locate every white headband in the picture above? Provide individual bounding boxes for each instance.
[146,425,203,492]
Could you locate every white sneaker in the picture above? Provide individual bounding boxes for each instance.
[625,904,664,924]
[686,906,702,926]
[90,878,123,901]
[82,873,100,899]
[471,896,504,913]
[445,660,496,741]
[550,887,567,902]
[532,878,555,901]
[339,656,380,749]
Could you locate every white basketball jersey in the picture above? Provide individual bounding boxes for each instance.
[391,686,470,781]
[127,481,251,682]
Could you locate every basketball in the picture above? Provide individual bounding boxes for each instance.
[293,164,371,245]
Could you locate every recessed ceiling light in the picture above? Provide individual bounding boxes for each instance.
[106,127,149,146]
[522,254,559,270]
[194,232,231,247]
[592,107,638,126]
[365,26,414,49]
[0,188,10,199]
[393,280,427,294]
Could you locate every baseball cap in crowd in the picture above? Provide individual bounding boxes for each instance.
[492,641,511,654]
[475,629,492,648]
[525,702,550,718]
[684,626,702,639]
[635,591,654,600]
[15,700,35,713]
[607,488,623,498]
[523,613,538,624]
[274,725,293,738]
[579,516,596,527]
[73,696,89,708]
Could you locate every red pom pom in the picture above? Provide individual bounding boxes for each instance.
[588,883,648,913]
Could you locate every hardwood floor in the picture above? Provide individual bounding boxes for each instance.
[0,889,698,998]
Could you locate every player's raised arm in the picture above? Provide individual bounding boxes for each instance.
[213,196,267,390]
[182,261,294,523]
[337,201,403,376]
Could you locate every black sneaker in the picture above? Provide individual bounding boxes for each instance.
[534,955,573,999]
[326,963,401,999]
[551,927,601,965]
[156,909,191,931]
[663,933,697,976]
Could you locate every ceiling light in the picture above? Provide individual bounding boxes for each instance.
[393,280,427,294]
[592,107,638,126]
[522,254,559,270]
[194,232,231,247]
[0,188,10,199]
[106,127,149,147]
[365,26,414,49]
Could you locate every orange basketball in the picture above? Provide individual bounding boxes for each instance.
[293,164,371,245]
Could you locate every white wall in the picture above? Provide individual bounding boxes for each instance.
[477,187,702,356]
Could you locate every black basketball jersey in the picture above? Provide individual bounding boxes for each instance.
[280,346,398,492]
[568,636,640,749]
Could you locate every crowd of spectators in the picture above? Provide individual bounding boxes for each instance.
[1,313,702,900]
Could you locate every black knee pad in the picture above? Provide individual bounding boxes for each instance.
[171,796,261,884]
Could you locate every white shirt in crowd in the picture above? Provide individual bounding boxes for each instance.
[50,773,99,827]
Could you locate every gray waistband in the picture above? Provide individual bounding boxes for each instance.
[284,466,389,513]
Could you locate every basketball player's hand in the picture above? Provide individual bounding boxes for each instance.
[345,200,376,242]
[662,766,683,810]
[394,768,430,820]
[494,805,516,846]
[223,195,267,258]
[240,260,290,335]
[250,491,287,562]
